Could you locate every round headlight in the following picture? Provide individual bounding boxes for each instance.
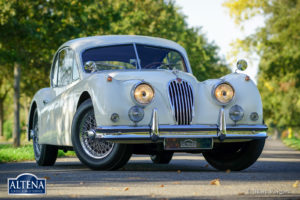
[133,83,154,105]
[213,82,235,104]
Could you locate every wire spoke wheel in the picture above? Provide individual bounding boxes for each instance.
[79,110,114,159]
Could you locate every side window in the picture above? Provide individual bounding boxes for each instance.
[72,56,80,81]
[58,48,73,86]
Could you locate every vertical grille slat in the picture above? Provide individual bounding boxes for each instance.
[187,84,193,121]
[174,82,182,124]
[182,82,190,123]
[168,80,194,125]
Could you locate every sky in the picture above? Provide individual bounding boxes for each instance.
[175,0,265,82]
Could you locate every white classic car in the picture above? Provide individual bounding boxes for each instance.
[28,35,267,171]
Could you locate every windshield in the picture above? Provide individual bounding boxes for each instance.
[82,44,187,72]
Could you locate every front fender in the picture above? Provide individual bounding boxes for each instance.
[194,73,263,125]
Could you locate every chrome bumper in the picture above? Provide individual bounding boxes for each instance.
[87,108,268,143]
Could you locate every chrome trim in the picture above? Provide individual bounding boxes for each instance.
[93,107,267,143]
[237,59,248,71]
[229,104,244,122]
[133,43,141,70]
[168,79,194,125]
[92,131,267,143]
[187,82,195,120]
[167,80,177,123]
[183,82,191,123]
[218,107,227,135]
[212,80,235,106]
[130,81,155,107]
[150,108,159,141]
[95,124,268,134]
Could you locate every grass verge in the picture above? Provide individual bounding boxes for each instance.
[283,137,300,151]
[0,144,75,163]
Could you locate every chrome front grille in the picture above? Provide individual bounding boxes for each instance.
[168,80,194,125]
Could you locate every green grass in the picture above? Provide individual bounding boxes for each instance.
[283,137,300,151]
[0,144,76,163]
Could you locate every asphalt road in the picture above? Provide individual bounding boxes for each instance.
[0,139,300,199]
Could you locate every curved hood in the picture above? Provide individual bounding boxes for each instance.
[106,70,198,85]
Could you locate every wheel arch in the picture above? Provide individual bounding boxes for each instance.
[27,101,37,141]
[76,91,92,110]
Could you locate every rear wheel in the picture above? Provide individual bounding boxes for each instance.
[203,139,265,171]
[150,151,173,164]
[72,99,132,170]
[32,110,58,166]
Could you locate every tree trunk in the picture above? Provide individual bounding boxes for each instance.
[13,62,20,147]
[0,99,3,137]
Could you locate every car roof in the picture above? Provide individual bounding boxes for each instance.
[60,35,188,56]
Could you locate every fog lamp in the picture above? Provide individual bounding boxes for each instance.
[250,112,259,121]
[110,113,119,122]
[229,105,244,122]
[128,106,144,122]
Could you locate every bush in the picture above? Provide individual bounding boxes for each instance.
[283,138,300,151]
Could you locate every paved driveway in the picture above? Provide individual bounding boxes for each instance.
[0,139,300,199]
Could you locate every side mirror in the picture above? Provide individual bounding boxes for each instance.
[84,61,97,73]
[236,59,248,71]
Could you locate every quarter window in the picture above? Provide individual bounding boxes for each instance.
[58,48,73,86]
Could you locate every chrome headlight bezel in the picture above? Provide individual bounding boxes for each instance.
[212,81,235,106]
[131,81,155,106]
[229,105,244,122]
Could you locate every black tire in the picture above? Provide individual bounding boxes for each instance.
[32,110,58,166]
[150,151,173,164]
[71,99,132,170]
[203,139,265,171]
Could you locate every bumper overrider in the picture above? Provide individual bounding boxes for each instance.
[86,108,268,143]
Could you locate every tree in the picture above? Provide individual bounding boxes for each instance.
[224,0,300,131]
[0,0,229,145]
[104,0,230,80]
[0,65,12,138]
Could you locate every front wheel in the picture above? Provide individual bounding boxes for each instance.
[203,139,265,171]
[71,99,132,170]
[32,109,58,166]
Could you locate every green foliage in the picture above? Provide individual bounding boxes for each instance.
[3,120,12,140]
[0,144,75,163]
[224,0,300,129]
[283,138,300,151]
[0,144,33,163]
[58,150,76,157]
[103,0,230,80]
[0,0,230,144]
[0,0,229,98]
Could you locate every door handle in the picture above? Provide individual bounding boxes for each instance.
[43,100,49,105]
